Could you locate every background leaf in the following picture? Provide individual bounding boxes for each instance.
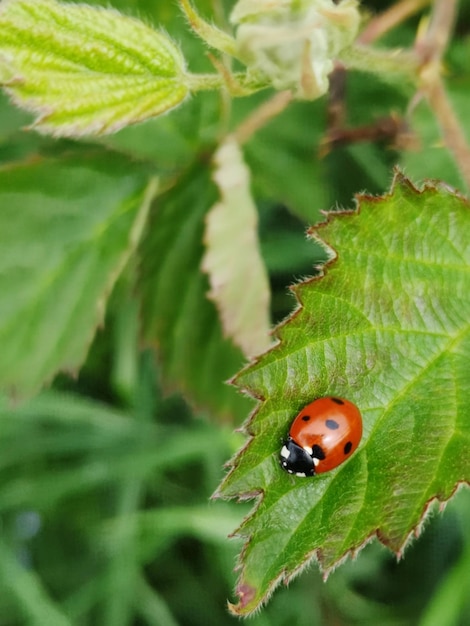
[139,162,253,422]
[202,137,272,357]
[217,172,470,615]
[0,0,189,136]
[0,150,155,394]
[0,384,247,625]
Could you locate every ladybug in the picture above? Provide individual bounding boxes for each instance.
[280,396,362,477]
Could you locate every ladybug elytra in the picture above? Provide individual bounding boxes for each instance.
[280,396,362,477]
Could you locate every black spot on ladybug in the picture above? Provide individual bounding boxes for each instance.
[344,441,352,454]
[331,397,344,405]
[301,415,310,421]
[312,444,325,460]
[325,419,339,430]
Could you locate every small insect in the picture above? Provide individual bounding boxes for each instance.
[280,396,362,477]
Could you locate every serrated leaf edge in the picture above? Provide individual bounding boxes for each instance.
[226,481,469,616]
[214,167,470,615]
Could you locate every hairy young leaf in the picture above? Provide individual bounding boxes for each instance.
[139,164,253,422]
[0,151,155,394]
[216,172,470,615]
[0,0,188,136]
[202,137,272,357]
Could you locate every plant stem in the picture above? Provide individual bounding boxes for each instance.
[422,76,470,189]
[210,0,231,32]
[414,0,470,188]
[414,0,457,64]
[186,71,266,96]
[234,91,293,145]
[178,0,239,58]
[339,45,418,83]
[359,0,431,45]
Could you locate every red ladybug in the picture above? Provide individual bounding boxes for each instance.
[280,396,362,477]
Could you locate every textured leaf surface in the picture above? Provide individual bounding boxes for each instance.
[216,172,470,615]
[139,163,253,422]
[0,151,155,394]
[0,0,188,136]
[202,138,272,357]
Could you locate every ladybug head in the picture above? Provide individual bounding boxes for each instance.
[280,438,315,477]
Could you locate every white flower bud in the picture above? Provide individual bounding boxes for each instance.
[231,0,360,99]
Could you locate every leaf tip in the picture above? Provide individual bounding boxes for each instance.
[227,581,258,616]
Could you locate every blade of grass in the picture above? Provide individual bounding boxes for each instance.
[0,538,72,626]
[419,539,470,626]
[135,575,179,626]
[101,480,143,626]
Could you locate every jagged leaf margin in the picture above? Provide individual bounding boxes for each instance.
[216,170,470,615]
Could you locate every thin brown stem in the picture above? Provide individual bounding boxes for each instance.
[320,115,405,156]
[359,0,431,45]
[424,77,470,189]
[414,0,457,65]
[414,0,470,188]
[234,91,293,145]
[326,65,347,131]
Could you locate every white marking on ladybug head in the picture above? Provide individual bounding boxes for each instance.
[303,445,313,455]
[313,457,320,467]
[296,472,307,477]
[280,445,290,459]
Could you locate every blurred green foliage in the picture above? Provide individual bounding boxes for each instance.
[1,0,470,624]
[1,331,470,625]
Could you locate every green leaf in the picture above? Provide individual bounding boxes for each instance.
[216,171,470,615]
[139,163,253,422]
[0,0,189,136]
[0,151,155,394]
[202,138,272,357]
